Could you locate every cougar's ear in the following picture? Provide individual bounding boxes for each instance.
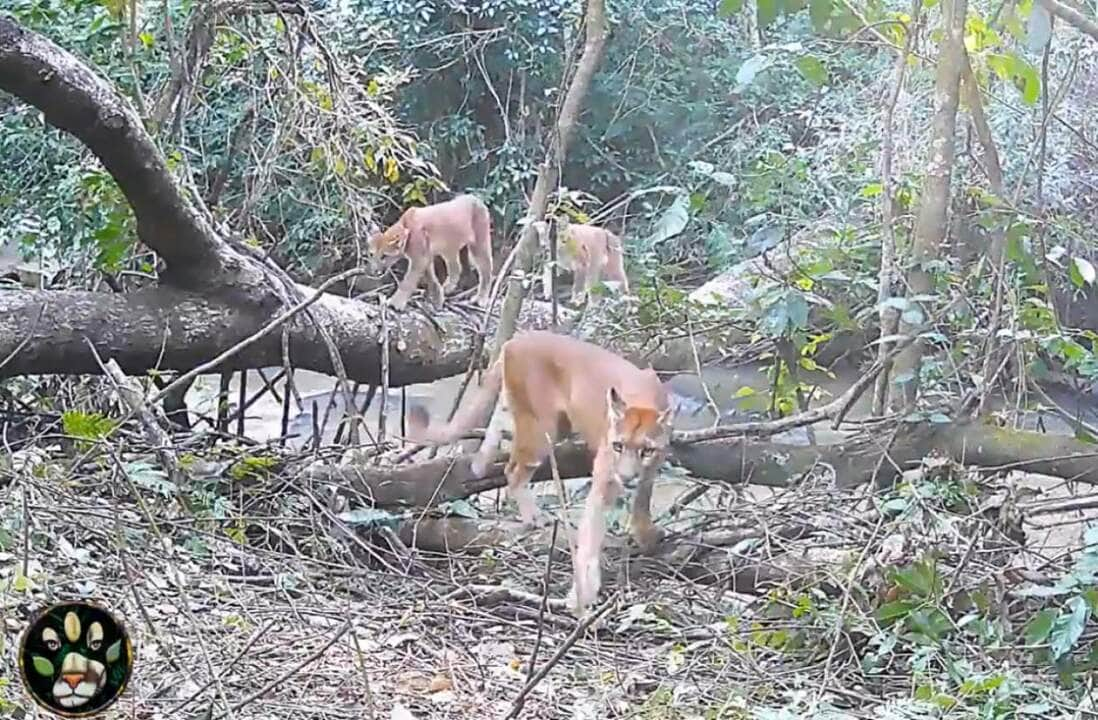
[657,403,676,430]
[606,386,627,422]
[393,223,412,252]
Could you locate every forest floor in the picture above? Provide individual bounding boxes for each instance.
[2,431,1097,719]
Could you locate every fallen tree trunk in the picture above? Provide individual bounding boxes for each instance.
[0,285,553,385]
[304,419,1098,512]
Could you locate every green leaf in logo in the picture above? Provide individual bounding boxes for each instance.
[32,655,54,676]
[106,639,122,664]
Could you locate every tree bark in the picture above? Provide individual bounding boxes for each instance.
[0,287,534,384]
[1036,0,1098,42]
[889,0,968,409]
[304,419,1098,511]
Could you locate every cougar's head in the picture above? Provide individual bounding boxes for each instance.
[367,218,411,262]
[604,385,674,483]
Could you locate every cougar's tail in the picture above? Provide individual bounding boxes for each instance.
[605,232,630,293]
[407,357,504,444]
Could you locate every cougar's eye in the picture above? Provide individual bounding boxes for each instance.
[46,638,60,651]
[641,447,654,457]
[611,442,624,453]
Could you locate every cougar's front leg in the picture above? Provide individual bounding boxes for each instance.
[566,447,620,614]
[389,255,429,310]
[630,472,664,553]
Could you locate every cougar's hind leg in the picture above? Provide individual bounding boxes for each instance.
[442,247,464,294]
[471,388,510,478]
[503,404,556,527]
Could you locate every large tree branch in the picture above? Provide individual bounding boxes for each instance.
[1036,0,1098,42]
[0,287,567,384]
[0,16,241,289]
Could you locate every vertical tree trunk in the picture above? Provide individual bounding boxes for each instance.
[458,0,609,447]
[959,52,1010,413]
[889,0,968,411]
[489,0,608,361]
[872,0,921,416]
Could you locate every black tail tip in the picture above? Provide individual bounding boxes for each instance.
[407,404,431,431]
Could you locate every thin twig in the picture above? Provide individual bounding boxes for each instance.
[505,592,619,719]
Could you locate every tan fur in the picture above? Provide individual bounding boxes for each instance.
[367,194,494,310]
[535,220,630,304]
[407,331,674,614]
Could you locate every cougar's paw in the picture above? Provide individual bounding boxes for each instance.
[566,555,601,615]
[565,579,597,616]
[469,452,492,479]
[474,291,491,308]
[632,522,666,554]
[521,511,551,530]
[386,293,409,311]
[564,584,582,615]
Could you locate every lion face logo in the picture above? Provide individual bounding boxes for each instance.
[19,602,134,717]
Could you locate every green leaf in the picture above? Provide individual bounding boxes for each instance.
[757,0,780,28]
[648,195,690,245]
[876,600,915,623]
[1019,61,1041,105]
[892,558,941,599]
[1050,596,1090,660]
[32,655,54,676]
[879,497,908,514]
[718,0,745,17]
[444,499,479,519]
[106,639,122,664]
[98,0,126,19]
[337,508,396,527]
[809,0,832,30]
[907,607,952,640]
[794,56,828,86]
[735,54,771,89]
[746,225,784,254]
[62,410,118,441]
[860,183,883,198]
[1025,608,1058,644]
[1006,223,1040,281]
[1071,257,1096,287]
